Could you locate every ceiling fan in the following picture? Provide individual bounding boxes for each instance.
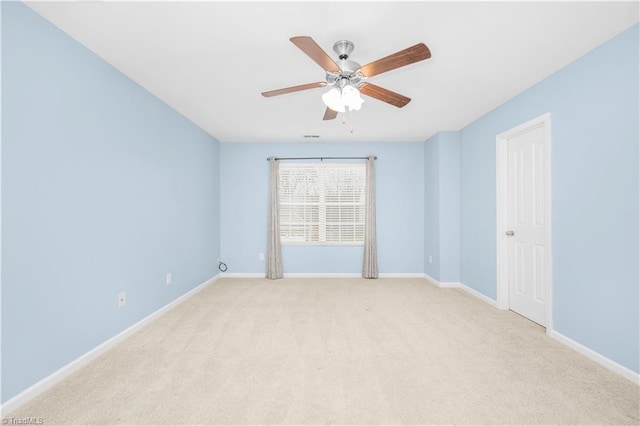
[261,36,431,120]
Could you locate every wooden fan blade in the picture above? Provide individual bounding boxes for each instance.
[262,82,326,97]
[323,107,338,121]
[290,36,341,73]
[360,43,431,78]
[359,83,411,108]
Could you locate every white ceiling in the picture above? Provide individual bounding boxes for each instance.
[26,1,638,143]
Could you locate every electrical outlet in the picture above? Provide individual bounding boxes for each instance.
[118,291,126,308]
[166,272,172,285]
[259,253,265,261]
[428,255,433,264]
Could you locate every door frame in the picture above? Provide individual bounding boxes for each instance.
[496,113,553,329]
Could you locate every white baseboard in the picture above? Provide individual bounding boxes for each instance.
[378,273,426,278]
[219,273,361,278]
[423,273,441,286]
[423,274,497,306]
[547,329,639,384]
[458,283,498,308]
[0,274,222,417]
[220,273,427,279]
[423,273,458,288]
[221,272,265,278]
[438,281,462,288]
[284,273,361,278]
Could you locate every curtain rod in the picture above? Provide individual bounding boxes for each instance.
[266,156,377,161]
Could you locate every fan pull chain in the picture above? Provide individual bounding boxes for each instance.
[340,112,354,133]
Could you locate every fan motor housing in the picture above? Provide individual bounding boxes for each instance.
[340,59,360,74]
[326,40,363,86]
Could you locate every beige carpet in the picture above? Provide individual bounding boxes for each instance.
[6,277,640,425]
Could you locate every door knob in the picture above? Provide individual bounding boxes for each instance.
[506,230,515,236]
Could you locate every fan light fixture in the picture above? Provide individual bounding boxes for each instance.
[322,84,364,113]
[262,37,432,121]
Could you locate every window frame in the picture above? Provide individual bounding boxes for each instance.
[278,162,366,246]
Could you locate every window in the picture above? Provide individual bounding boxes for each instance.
[279,163,366,244]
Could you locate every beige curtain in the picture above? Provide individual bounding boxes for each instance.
[267,157,283,279]
[362,155,378,278]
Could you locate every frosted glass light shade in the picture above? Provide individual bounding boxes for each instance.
[342,85,364,111]
[322,85,364,113]
[322,87,345,112]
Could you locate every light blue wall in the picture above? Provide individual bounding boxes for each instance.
[424,134,440,278]
[423,132,460,282]
[438,132,460,283]
[458,24,639,372]
[1,3,221,402]
[221,142,424,274]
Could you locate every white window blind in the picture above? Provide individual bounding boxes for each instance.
[279,163,366,244]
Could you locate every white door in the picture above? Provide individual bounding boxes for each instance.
[506,124,548,325]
